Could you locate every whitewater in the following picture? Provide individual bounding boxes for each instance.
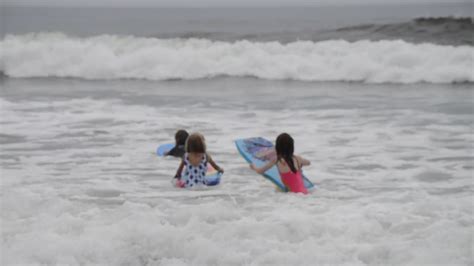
[1,3,473,266]
[1,78,473,265]
[1,33,473,83]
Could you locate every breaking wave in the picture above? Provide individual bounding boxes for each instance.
[1,33,472,84]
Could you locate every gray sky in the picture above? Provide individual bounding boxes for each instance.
[3,0,469,7]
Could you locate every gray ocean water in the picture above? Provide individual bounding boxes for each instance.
[1,3,473,266]
[2,3,473,45]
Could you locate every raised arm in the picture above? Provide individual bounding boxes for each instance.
[250,158,277,174]
[207,154,224,173]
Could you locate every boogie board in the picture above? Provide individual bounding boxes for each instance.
[203,165,222,186]
[157,143,222,187]
[235,137,314,192]
[157,143,175,156]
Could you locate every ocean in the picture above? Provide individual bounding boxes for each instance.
[1,3,473,266]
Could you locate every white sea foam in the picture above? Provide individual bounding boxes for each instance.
[1,33,473,83]
[1,79,473,265]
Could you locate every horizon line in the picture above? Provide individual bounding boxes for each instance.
[3,1,470,9]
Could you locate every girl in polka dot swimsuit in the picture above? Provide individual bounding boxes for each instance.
[174,133,224,188]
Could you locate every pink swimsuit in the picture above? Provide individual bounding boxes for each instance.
[280,170,308,194]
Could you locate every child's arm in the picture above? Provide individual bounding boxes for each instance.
[295,155,311,167]
[165,146,177,157]
[174,159,185,178]
[207,154,224,173]
[250,158,277,174]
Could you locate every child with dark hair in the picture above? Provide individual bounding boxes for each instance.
[250,133,310,194]
[165,129,189,158]
[174,132,224,188]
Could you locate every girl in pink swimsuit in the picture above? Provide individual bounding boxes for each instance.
[250,133,310,194]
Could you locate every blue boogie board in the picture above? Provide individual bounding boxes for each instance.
[157,143,222,187]
[157,143,175,156]
[235,137,314,192]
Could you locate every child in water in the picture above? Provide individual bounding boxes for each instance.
[165,129,189,158]
[250,133,310,194]
[174,133,224,188]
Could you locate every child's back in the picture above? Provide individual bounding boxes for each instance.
[175,133,224,188]
[250,133,310,194]
[277,156,308,194]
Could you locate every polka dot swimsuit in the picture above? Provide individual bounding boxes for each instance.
[182,153,208,187]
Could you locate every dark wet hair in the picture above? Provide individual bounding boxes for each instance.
[175,130,189,146]
[275,133,297,173]
[185,133,206,153]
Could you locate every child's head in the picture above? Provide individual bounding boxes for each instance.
[275,133,297,172]
[185,132,206,153]
[276,133,294,157]
[175,130,189,146]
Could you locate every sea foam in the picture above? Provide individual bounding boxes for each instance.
[1,33,473,83]
[1,79,473,265]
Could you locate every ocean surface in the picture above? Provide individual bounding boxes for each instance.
[1,3,473,266]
